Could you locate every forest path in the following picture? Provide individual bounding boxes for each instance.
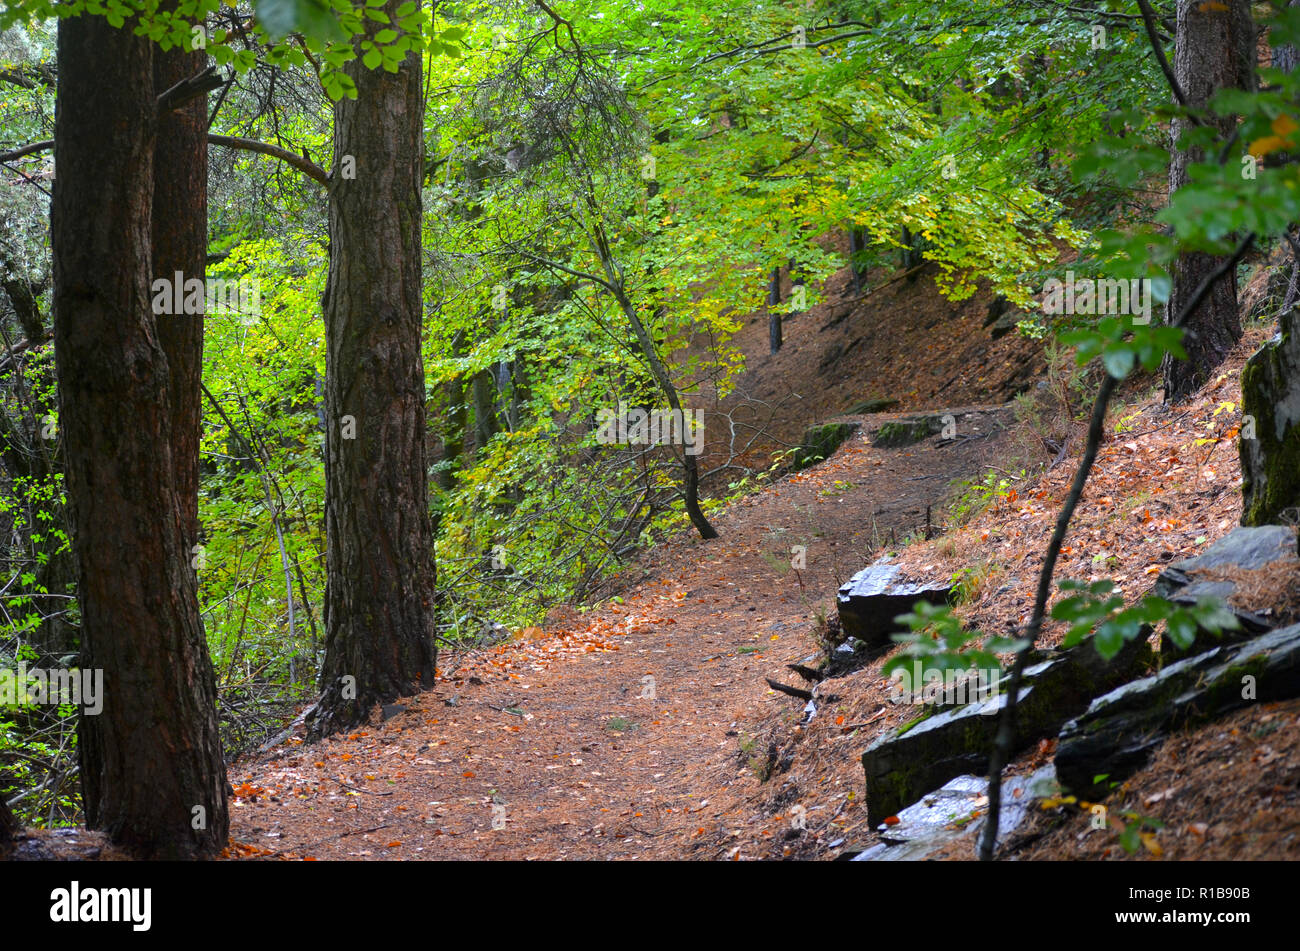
[226,408,1019,859]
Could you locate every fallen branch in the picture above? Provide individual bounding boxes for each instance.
[765,678,814,701]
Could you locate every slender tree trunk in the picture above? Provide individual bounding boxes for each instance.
[1273,1,1300,74]
[310,0,437,739]
[607,280,717,539]
[471,369,500,452]
[437,351,466,493]
[767,265,782,353]
[848,227,867,294]
[1163,0,1255,402]
[53,13,227,859]
[788,258,805,312]
[0,275,73,655]
[901,226,924,272]
[0,792,15,842]
[508,355,527,431]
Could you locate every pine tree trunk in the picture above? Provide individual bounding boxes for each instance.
[1163,0,1255,402]
[310,0,437,739]
[153,34,208,545]
[53,13,228,859]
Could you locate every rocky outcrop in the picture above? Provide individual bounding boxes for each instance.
[1240,307,1300,525]
[1151,525,1298,654]
[792,421,859,470]
[836,561,951,647]
[844,397,900,415]
[1056,622,1300,799]
[983,294,1022,339]
[871,415,948,448]
[851,765,1056,861]
[860,635,1152,826]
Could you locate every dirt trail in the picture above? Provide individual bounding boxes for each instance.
[226,409,1019,859]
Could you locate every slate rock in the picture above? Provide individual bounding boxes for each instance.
[852,765,1057,861]
[1152,525,1297,654]
[836,561,951,647]
[1056,622,1300,799]
[844,397,900,415]
[861,634,1152,826]
[871,415,947,448]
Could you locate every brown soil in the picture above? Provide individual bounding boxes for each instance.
[689,261,1045,467]
[219,402,1017,860]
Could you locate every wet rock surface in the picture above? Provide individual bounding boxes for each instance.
[1056,622,1300,799]
[851,764,1056,861]
[836,561,952,648]
[861,635,1151,826]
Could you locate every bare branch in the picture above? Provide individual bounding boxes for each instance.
[207,134,330,186]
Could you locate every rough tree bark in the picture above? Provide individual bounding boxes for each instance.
[309,0,438,739]
[53,14,227,858]
[1162,0,1255,402]
[153,27,208,545]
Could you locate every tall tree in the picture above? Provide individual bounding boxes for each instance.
[52,12,228,858]
[1162,0,1255,401]
[153,16,209,546]
[309,0,438,738]
[767,266,782,354]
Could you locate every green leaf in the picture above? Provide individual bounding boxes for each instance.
[1094,622,1125,660]
[1102,347,1136,380]
[256,0,347,43]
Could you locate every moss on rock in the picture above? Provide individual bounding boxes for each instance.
[1241,308,1300,526]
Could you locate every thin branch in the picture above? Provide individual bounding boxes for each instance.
[535,0,579,50]
[157,65,226,113]
[976,230,1257,862]
[0,139,52,164]
[1136,0,1191,110]
[207,134,330,185]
